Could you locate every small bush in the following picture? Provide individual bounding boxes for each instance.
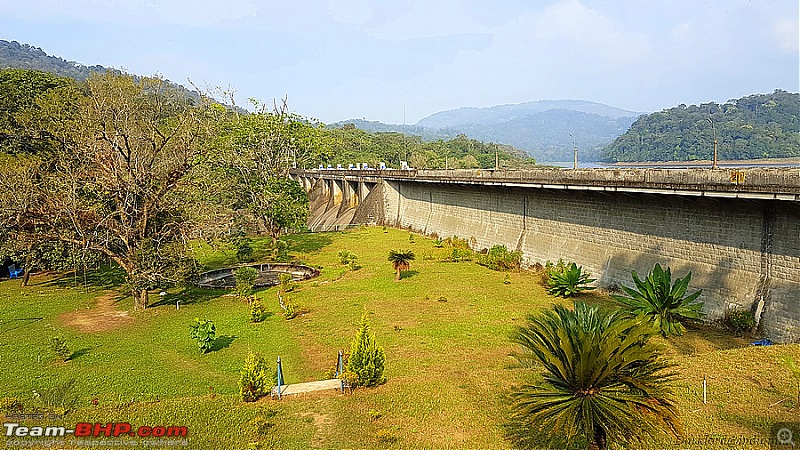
[408,233,415,243]
[236,241,254,263]
[283,301,299,320]
[443,236,470,249]
[433,238,444,248]
[724,307,755,335]
[50,337,72,362]
[234,267,258,297]
[546,262,596,298]
[250,299,269,323]
[367,409,382,421]
[338,250,362,270]
[477,245,522,271]
[1,397,23,412]
[375,427,399,444]
[347,313,386,387]
[273,239,290,262]
[34,379,79,415]
[238,353,276,402]
[189,318,216,353]
[277,273,295,293]
[503,273,511,284]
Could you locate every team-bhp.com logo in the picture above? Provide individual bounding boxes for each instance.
[4,422,187,438]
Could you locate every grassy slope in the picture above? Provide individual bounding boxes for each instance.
[0,226,797,449]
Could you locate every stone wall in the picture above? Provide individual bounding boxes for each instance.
[382,180,800,342]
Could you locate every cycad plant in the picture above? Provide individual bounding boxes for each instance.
[388,249,415,282]
[509,302,680,450]
[612,264,703,337]
[547,262,596,297]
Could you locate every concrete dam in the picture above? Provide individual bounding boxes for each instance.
[291,167,800,342]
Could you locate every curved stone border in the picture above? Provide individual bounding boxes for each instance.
[197,263,320,289]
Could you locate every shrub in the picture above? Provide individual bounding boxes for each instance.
[503,273,511,285]
[34,379,79,415]
[250,298,269,323]
[338,250,362,270]
[234,267,258,297]
[347,313,386,387]
[546,262,596,297]
[283,301,299,320]
[189,318,216,353]
[612,263,704,337]
[477,245,522,271]
[236,241,254,263]
[273,239,290,262]
[724,307,755,335]
[433,238,444,248]
[277,273,295,293]
[408,233,415,243]
[238,353,276,402]
[443,236,470,249]
[50,337,72,362]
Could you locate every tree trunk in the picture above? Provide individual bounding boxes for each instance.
[133,287,149,311]
[395,268,401,282]
[588,426,607,450]
[21,252,32,287]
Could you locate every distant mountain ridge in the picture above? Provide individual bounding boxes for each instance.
[0,39,201,103]
[417,99,640,128]
[335,100,642,161]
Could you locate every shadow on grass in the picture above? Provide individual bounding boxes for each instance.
[148,287,229,309]
[211,335,236,352]
[400,270,419,280]
[70,347,93,360]
[42,266,127,290]
[0,317,44,335]
[281,233,334,254]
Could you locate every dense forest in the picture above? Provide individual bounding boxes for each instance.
[601,90,800,162]
[321,124,536,169]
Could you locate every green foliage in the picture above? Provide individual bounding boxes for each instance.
[317,124,535,169]
[347,313,387,387]
[408,233,415,244]
[33,379,80,415]
[443,236,470,249]
[249,298,269,323]
[723,307,755,335]
[50,337,71,362]
[0,397,23,413]
[546,262,596,297]
[612,264,704,337]
[189,318,216,354]
[234,267,258,297]
[503,273,511,285]
[602,90,800,162]
[509,302,679,449]
[433,238,444,248]
[337,250,362,270]
[477,245,522,271]
[277,272,295,293]
[238,353,275,402]
[283,301,299,320]
[388,249,415,281]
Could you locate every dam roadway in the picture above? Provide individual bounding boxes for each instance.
[291,167,800,342]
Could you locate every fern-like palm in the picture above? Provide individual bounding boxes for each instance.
[509,302,680,450]
[387,249,415,282]
[612,264,704,337]
[547,262,596,297]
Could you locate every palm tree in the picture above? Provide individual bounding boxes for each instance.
[387,249,415,282]
[509,302,680,450]
[612,263,704,337]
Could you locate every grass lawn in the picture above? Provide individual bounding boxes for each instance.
[0,226,797,449]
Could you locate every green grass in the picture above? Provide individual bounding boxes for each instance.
[0,226,797,449]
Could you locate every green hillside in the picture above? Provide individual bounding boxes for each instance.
[601,90,799,162]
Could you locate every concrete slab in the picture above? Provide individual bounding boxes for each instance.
[271,379,343,398]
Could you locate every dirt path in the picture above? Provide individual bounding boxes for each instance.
[60,292,133,332]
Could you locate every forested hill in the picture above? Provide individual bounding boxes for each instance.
[601,90,799,162]
[0,40,201,102]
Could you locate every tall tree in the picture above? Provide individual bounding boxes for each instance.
[13,71,211,309]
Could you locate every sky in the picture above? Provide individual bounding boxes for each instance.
[0,0,798,124]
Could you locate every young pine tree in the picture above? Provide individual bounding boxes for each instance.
[347,313,387,387]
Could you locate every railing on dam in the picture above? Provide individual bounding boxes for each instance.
[291,167,800,201]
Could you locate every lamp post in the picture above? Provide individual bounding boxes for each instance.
[707,118,718,169]
[569,133,577,169]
